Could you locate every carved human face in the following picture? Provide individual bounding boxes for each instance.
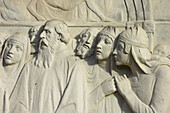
[3,41,23,65]
[77,32,94,58]
[96,35,113,60]
[114,41,129,66]
[30,30,40,54]
[40,26,59,50]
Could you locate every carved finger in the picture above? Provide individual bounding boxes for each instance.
[120,76,125,81]
[117,76,122,82]
[123,74,128,79]
[115,76,120,83]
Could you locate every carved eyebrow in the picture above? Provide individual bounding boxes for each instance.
[83,43,90,49]
[85,41,90,44]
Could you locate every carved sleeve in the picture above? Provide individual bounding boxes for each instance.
[124,65,170,113]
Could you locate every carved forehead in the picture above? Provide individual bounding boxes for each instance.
[7,33,27,46]
[80,28,99,42]
[45,20,67,29]
[98,34,114,42]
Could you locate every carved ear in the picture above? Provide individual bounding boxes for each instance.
[54,26,70,44]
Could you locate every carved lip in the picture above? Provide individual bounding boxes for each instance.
[6,54,12,59]
[96,50,101,54]
[114,55,117,61]
[40,39,48,48]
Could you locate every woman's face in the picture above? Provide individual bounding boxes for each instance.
[3,40,23,65]
[96,35,113,60]
[114,41,129,66]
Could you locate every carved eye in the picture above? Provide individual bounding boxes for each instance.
[7,43,12,48]
[16,45,23,52]
[117,42,124,51]
[82,33,89,39]
[46,30,51,35]
[105,39,111,44]
[83,44,90,49]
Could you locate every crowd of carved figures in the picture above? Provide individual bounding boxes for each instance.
[0,20,169,113]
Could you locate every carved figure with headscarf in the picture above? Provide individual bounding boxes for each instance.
[114,26,170,113]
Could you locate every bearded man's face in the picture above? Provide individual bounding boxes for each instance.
[35,25,59,68]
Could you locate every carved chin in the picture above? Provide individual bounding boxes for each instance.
[4,59,18,65]
[95,54,102,60]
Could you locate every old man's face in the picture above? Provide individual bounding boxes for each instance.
[40,26,59,50]
[76,31,94,59]
[36,24,59,68]
[29,26,41,54]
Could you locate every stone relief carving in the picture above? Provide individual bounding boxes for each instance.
[0,0,169,113]
[9,20,87,113]
[0,19,168,113]
[0,0,153,22]
[1,32,30,96]
[114,26,170,113]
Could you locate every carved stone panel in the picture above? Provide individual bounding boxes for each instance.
[0,0,169,113]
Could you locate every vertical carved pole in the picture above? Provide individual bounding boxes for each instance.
[143,21,155,53]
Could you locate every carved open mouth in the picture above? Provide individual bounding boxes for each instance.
[114,55,118,61]
[96,50,101,54]
[40,39,48,48]
[6,54,12,59]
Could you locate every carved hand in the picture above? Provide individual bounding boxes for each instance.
[101,77,117,96]
[115,74,132,98]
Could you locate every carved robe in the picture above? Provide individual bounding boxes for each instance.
[79,57,121,113]
[0,66,9,113]
[10,49,87,113]
[119,61,170,113]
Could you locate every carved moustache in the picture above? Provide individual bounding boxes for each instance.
[40,39,49,48]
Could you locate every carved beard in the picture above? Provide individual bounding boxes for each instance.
[35,40,55,68]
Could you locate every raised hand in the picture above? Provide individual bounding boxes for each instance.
[115,74,132,97]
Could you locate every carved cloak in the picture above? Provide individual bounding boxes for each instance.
[10,49,87,113]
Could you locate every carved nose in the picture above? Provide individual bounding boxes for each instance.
[113,49,117,55]
[8,47,14,54]
[96,46,101,50]
[96,42,102,49]
[40,31,46,39]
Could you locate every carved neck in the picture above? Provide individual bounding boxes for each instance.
[97,57,111,74]
[3,63,19,75]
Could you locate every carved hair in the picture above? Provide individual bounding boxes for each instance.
[79,28,99,41]
[45,20,70,44]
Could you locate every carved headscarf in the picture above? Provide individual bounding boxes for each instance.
[0,32,31,96]
[118,26,152,74]
[98,26,117,42]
